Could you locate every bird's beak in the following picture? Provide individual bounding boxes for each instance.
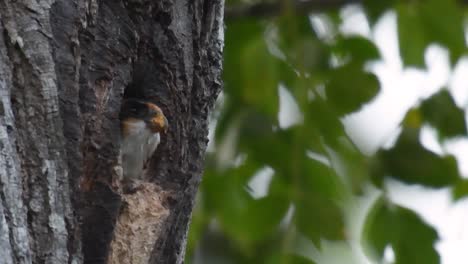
[149,115,169,134]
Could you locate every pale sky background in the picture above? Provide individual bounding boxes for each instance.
[320,6,468,264]
[205,5,468,264]
[253,6,468,264]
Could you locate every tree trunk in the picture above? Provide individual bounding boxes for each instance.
[0,0,224,263]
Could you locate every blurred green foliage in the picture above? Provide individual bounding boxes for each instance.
[363,198,440,264]
[187,0,468,263]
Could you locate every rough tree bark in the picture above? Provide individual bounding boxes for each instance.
[0,0,224,263]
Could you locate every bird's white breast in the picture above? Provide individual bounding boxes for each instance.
[121,120,160,180]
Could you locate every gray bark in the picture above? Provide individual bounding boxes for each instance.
[0,0,224,263]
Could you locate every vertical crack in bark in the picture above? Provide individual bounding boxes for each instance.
[0,13,32,264]
[148,0,224,263]
[49,1,84,261]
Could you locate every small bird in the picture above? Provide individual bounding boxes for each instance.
[119,98,168,192]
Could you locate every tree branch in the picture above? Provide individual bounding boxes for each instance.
[225,0,362,19]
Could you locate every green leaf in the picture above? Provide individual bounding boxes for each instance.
[276,14,316,52]
[332,138,370,194]
[402,108,423,129]
[363,198,392,257]
[363,198,440,264]
[295,196,344,246]
[295,158,345,245]
[300,157,344,200]
[238,112,295,174]
[326,64,380,115]
[397,5,426,67]
[240,37,280,115]
[332,36,381,65]
[203,163,289,245]
[291,37,329,73]
[363,0,395,24]
[202,166,253,216]
[223,20,279,116]
[452,179,468,200]
[376,128,460,187]
[421,90,467,139]
[224,20,264,82]
[305,97,346,147]
[276,15,329,72]
[225,19,265,52]
[397,0,466,67]
[241,194,290,242]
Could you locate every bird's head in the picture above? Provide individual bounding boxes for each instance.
[120,99,169,134]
